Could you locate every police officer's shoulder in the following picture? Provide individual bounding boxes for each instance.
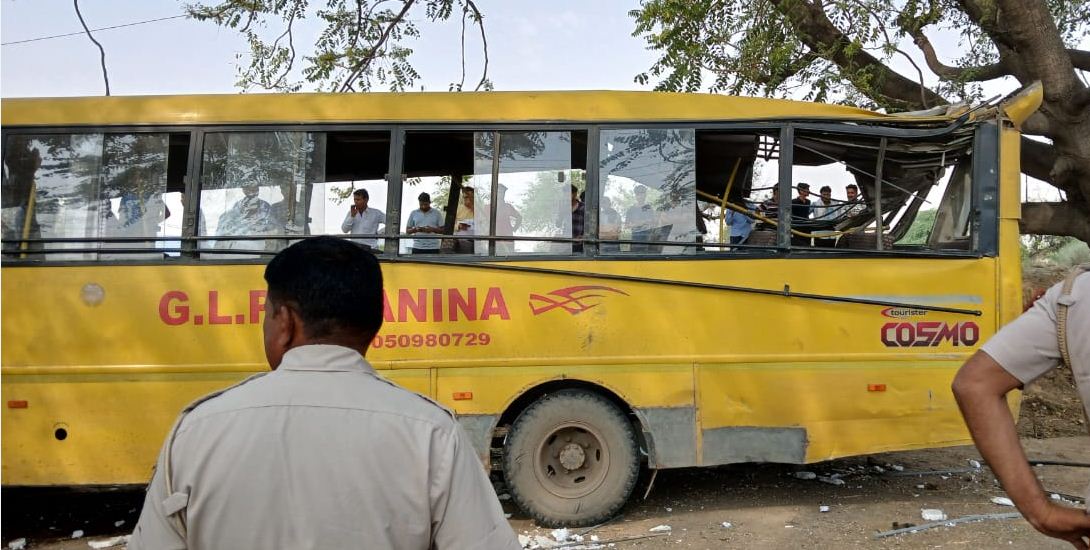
[175,372,271,428]
[372,375,457,422]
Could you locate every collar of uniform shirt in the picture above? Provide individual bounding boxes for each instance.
[277,344,377,373]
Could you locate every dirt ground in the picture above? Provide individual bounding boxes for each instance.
[4,434,1086,550]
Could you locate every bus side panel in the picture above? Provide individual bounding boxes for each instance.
[691,257,997,465]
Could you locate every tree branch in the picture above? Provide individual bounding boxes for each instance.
[338,0,416,93]
[1070,49,1090,72]
[464,0,489,91]
[1020,136,1056,184]
[1021,201,1090,241]
[911,30,1008,81]
[770,0,946,110]
[73,0,110,96]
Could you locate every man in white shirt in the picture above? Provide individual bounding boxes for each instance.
[406,192,444,254]
[341,188,385,250]
[129,236,520,550]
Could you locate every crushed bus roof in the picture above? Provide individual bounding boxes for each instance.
[0,90,967,127]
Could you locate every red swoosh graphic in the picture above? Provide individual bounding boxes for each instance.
[529,285,628,315]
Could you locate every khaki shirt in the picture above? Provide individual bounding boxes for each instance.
[981,271,1089,505]
[130,345,520,550]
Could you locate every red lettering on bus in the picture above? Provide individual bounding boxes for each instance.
[398,289,427,322]
[382,292,394,323]
[208,291,232,325]
[159,291,189,326]
[881,321,980,347]
[481,287,510,320]
[449,288,477,321]
[249,290,266,324]
[432,289,444,322]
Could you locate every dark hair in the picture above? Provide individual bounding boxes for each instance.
[845,184,859,192]
[353,188,369,199]
[820,185,832,193]
[797,182,810,190]
[264,236,384,340]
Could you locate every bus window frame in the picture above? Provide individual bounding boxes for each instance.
[1,117,998,266]
[1,125,197,265]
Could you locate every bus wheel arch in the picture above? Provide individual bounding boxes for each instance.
[495,380,647,527]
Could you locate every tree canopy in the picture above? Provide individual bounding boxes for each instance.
[631,0,1090,240]
[187,1,1090,240]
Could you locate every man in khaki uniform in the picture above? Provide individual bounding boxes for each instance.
[953,267,1090,549]
[130,236,520,550]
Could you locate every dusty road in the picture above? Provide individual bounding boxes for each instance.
[4,436,1085,550]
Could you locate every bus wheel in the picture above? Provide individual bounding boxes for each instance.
[502,389,639,527]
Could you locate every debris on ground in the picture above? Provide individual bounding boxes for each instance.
[875,512,1022,538]
[7,539,26,550]
[793,471,817,480]
[720,521,733,528]
[819,505,830,513]
[648,525,672,533]
[112,520,125,527]
[88,536,130,549]
[920,509,947,521]
[968,459,982,469]
[71,529,85,539]
[551,528,570,542]
[991,496,1015,507]
[818,476,845,486]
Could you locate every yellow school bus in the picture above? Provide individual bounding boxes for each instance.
[1,87,1038,526]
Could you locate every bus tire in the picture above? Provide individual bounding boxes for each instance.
[502,389,639,527]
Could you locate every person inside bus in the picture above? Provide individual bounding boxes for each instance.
[492,184,522,255]
[454,186,475,254]
[812,186,836,220]
[599,195,622,253]
[406,192,443,254]
[842,183,867,218]
[724,205,755,245]
[625,185,655,252]
[271,182,306,236]
[756,186,779,229]
[571,185,585,253]
[341,188,385,251]
[791,183,813,246]
[217,183,275,251]
[128,236,521,550]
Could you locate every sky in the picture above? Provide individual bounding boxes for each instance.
[0,0,659,96]
[1,0,1077,206]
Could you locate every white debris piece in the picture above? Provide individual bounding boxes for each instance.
[72,530,85,539]
[916,484,926,489]
[590,535,600,542]
[88,536,131,549]
[873,465,886,473]
[921,509,947,522]
[533,535,558,548]
[818,476,845,486]
[890,464,905,472]
[991,496,1015,507]
[649,525,672,533]
[819,505,830,513]
[665,507,673,512]
[551,528,570,543]
[504,513,512,519]
[498,493,512,501]
[7,538,26,550]
[518,534,531,548]
[794,471,817,480]
[968,459,982,469]
[721,521,733,528]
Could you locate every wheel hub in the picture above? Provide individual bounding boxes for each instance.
[533,422,611,499]
[558,443,586,470]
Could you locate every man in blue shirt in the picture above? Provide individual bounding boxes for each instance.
[724,206,755,245]
[406,192,444,254]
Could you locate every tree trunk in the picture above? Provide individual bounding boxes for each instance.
[1021,202,1090,242]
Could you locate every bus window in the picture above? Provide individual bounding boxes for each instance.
[599,128,698,254]
[402,130,586,257]
[2,132,182,261]
[790,130,975,252]
[693,131,780,253]
[474,131,586,257]
[198,131,390,257]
